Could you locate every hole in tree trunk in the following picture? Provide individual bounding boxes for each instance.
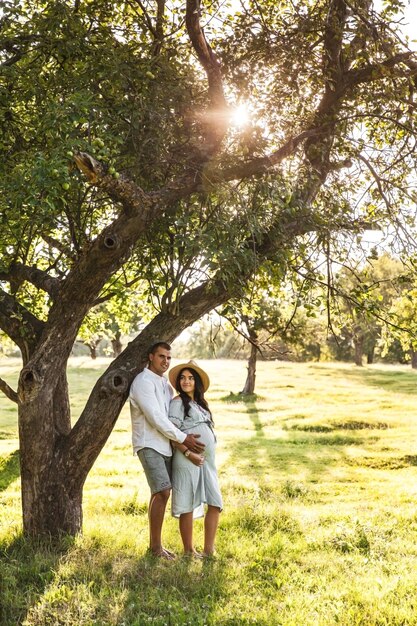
[101,370,129,395]
[104,236,118,249]
[23,371,34,383]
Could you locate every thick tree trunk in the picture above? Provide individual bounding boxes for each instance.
[20,468,83,536]
[14,225,304,537]
[367,344,375,365]
[411,349,417,369]
[18,368,84,536]
[11,202,331,537]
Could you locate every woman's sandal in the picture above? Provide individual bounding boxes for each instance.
[183,550,204,559]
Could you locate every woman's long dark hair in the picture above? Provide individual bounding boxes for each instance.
[175,367,212,421]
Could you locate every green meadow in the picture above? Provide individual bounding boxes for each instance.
[2,357,417,625]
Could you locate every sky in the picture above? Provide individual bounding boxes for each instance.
[404,1,417,27]
[381,1,417,48]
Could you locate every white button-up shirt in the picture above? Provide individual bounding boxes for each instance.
[129,367,186,456]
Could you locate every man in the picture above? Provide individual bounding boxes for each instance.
[129,341,205,559]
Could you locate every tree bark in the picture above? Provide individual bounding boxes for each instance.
[352,324,364,367]
[20,467,83,537]
[241,323,259,395]
[411,349,417,369]
[86,338,101,360]
[15,217,313,537]
[367,344,375,365]
[241,341,258,395]
[18,369,80,535]
[16,279,231,536]
[111,331,123,357]
[353,332,363,367]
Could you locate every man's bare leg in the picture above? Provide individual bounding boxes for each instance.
[148,489,174,559]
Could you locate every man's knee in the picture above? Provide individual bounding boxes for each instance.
[153,488,171,504]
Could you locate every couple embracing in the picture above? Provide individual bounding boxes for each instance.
[129,341,223,559]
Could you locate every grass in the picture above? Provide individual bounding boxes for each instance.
[2,358,417,625]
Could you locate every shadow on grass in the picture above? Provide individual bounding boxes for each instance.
[0,532,229,626]
[0,533,72,626]
[313,364,417,396]
[347,454,417,470]
[117,553,228,625]
[0,449,20,492]
[225,398,349,486]
[245,398,264,436]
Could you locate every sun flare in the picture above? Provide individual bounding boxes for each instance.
[231,103,250,127]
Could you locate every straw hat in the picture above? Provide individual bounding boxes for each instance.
[168,360,210,392]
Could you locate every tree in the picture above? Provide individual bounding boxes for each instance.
[384,272,417,367]
[220,262,292,395]
[389,294,417,367]
[0,0,416,536]
[331,253,404,365]
[77,282,147,357]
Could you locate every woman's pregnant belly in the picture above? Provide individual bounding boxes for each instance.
[183,422,215,448]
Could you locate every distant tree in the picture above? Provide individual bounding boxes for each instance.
[331,254,404,365]
[220,263,288,394]
[282,308,331,362]
[78,283,146,358]
[385,284,417,368]
[220,260,329,393]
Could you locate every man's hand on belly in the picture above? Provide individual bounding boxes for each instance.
[183,433,205,453]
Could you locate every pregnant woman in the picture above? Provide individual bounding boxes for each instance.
[168,360,223,557]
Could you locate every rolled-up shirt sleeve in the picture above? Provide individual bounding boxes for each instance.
[130,377,186,444]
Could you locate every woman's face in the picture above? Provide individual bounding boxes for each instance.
[179,369,195,397]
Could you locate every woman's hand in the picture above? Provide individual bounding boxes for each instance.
[189,452,205,467]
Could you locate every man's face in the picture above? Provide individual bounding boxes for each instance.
[148,348,171,376]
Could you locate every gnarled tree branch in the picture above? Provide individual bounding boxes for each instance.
[0,377,18,404]
[185,0,228,153]
[185,0,225,109]
[346,51,416,86]
[0,288,44,363]
[0,263,61,298]
[74,152,152,217]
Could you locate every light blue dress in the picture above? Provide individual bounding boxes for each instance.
[168,397,223,518]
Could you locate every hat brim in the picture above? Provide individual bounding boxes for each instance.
[168,361,210,392]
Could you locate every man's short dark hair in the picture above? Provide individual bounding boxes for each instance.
[148,341,171,357]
